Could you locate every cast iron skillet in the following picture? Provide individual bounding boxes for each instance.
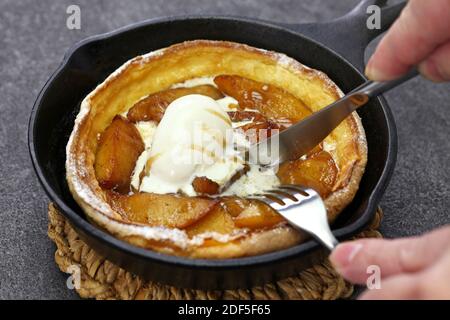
[29,0,405,289]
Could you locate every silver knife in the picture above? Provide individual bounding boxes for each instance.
[248,69,419,166]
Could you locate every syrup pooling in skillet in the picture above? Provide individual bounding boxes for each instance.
[92,74,339,249]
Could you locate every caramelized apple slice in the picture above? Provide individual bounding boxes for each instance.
[186,206,236,237]
[220,197,284,230]
[192,177,220,195]
[306,143,323,157]
[233,201,285,230]
[220,197,249,217]
[109,192,219,229]
[214,75,311,122]
[94,116,144,193]
[277,151,338,198]
[127,85,224,123]
[227,110,265,122]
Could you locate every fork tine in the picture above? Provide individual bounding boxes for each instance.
[302,187,320,197]
[263,193,286,205]
[278,185,311,202]
[248,195,277,207]
[261,185,339,251]
[266,190,297,202]
[264,191,297,207]
[279,184,310,196]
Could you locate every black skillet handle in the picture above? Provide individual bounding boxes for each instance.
[283,0,406,72]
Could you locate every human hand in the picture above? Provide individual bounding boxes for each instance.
[366,0,450,82]
[329,226,450,299]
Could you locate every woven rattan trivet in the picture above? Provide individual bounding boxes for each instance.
[47,203,383,300]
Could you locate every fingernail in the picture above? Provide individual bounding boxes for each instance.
[330,243,363,271]
[365,61,388,81]
[365,59,375,79]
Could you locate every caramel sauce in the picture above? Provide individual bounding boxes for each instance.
[205,109,232,126]
[143,153,161,176]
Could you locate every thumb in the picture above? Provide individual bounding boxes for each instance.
[329,226,450,284]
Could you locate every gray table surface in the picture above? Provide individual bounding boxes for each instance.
[0,0,449,299]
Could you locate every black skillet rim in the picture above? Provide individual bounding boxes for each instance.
[28,15,397,270]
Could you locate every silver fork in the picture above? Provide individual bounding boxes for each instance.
[249,185,338,251]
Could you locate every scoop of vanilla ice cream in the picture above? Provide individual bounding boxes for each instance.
[139,94,244,196]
